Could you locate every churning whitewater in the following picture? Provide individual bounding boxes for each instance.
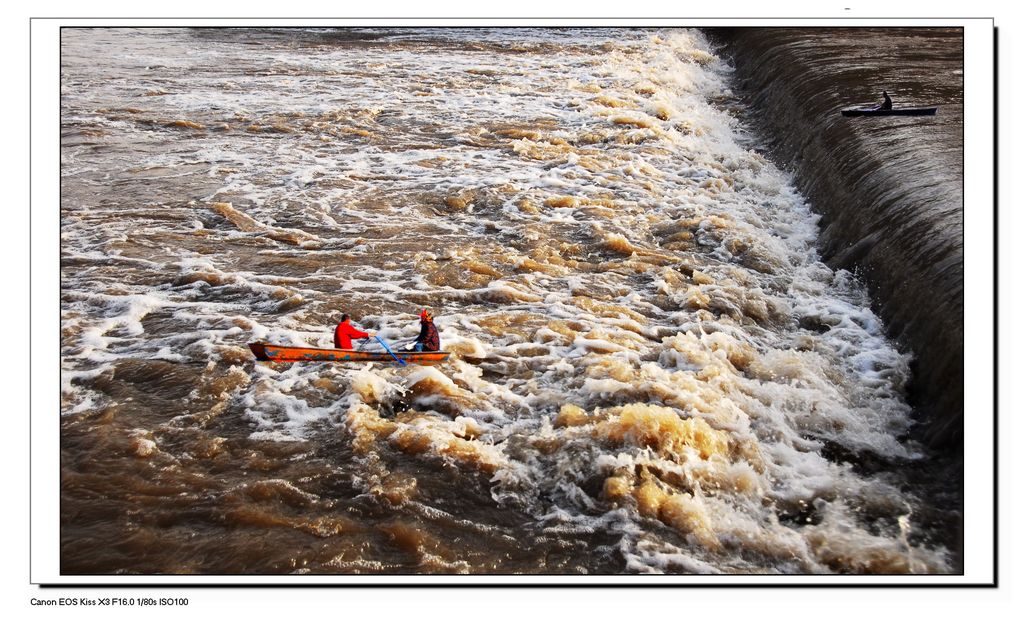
[60,28,951,574]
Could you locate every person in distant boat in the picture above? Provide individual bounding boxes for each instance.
[878,90,893,110]
[408,309,440,352]
[334,314,373,350]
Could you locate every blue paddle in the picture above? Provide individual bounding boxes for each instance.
[375,336,407,366]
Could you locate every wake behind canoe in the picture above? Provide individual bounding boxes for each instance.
[841,107,938,117]
[248,342,450,365]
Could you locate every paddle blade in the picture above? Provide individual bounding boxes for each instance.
[375,336,407,366]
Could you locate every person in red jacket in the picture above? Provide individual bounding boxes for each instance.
[408,309,440,352]
[334,314,373,349]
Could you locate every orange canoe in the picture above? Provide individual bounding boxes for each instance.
[248,342,450,365]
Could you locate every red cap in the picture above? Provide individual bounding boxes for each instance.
[420,309,432,320]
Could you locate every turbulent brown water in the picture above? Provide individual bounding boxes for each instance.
[60,27,959,575]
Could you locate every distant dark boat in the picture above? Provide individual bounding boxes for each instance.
[841,107,938,117]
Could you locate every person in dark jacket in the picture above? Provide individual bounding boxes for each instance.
[334,314,373,349]
[879,90,893,110]
[409,309,440,352]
